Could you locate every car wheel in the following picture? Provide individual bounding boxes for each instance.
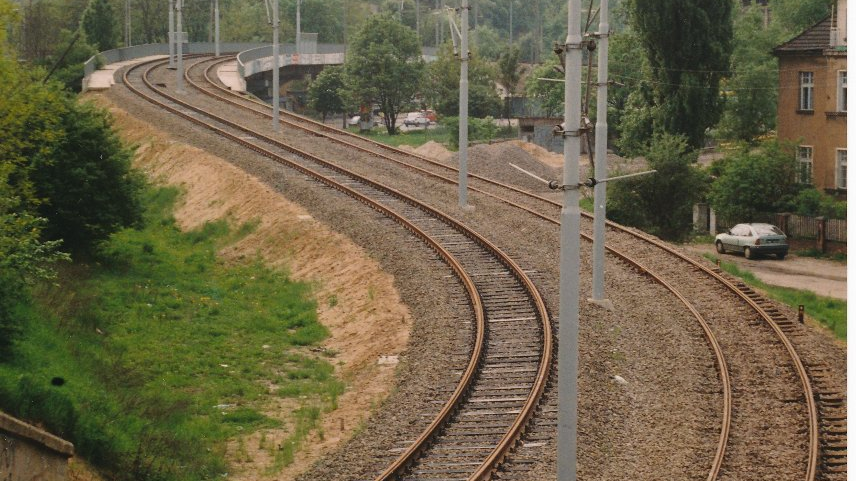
[743,247,753,259]
[715,241,725,254]
[776,253,786,260]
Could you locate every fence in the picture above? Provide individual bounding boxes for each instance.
[695,204,846,251]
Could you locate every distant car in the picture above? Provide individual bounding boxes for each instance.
[715,223,789,259]
[403,112,430,127]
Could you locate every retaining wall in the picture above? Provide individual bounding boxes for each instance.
[0,412,74,481]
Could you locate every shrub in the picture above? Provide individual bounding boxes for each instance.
[443,116,500,149]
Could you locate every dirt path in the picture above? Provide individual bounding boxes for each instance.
[681,244,847,300]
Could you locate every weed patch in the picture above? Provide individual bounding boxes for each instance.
[0,186,343,480]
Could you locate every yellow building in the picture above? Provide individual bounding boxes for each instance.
[773,0,847,196]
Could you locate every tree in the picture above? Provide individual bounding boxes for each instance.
[29,99,143,253]
[524,55,563,117]
[343,14,425,134]
[82,0,116,51]
[497,45,523,126]
[607,133,708,240]
[308,65,347,122]
[424,42,501,118]
[716,4,779,142]
[707,141,801,222]
[630,0,733,149]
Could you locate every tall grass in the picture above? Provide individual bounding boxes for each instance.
[0,186,343,480]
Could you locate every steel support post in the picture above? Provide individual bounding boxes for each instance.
[591,0,609,300]
[296,0,302,53]
[176,0,184,93]
[214,0,220,56]
[169,0,175,68]
[272,0,280,131]
[557,0,582,479]
[457,0,470,209]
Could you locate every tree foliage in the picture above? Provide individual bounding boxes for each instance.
[424,42,501,118]
[308,65,347,121]
[607,133,708,240]
[343,14,425,134]
[707,141,802,222]
[629,0,733,149]
[82,0,116,52]
[497,45,523,123]
[524,55,563,117]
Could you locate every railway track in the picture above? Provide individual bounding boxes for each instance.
[121,55,843,480]
[124,57,554,481]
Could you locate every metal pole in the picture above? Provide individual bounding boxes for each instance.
[592,0,608,300]
[214,0,220,56]
[272,0,280,131]
[168,0,175,68]
[458,0,470,209]
[558,0,582,479]
[296,0,301,54]
[416,0,420,44]
[176,0,184,93]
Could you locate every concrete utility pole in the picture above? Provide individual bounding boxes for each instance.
[176,0,184,93]
[591,0,609,300]
[296,0,302,53]
[458,0,470,209]
[169,0,175,68]
[509,0,513,46]
[272,0,280,131]
[557,0,582,479]
[214,0,220,56]
[125,0,131,47]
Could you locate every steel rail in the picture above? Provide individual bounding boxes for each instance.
[123,57,553,481]
[188,56,739,480]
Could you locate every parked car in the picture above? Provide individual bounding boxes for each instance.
[403,111,430,127]
[715,223,789,259]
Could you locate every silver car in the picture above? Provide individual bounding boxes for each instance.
[715,223,789,259]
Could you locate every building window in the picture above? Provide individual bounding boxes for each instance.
[836,149,847,189]
[799,71,814,111]
[838,71,847,112]
[797,146,813,184]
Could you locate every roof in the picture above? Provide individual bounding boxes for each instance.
[773,16,832,55]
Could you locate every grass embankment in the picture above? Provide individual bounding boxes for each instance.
[349,125,451,148]
[0,186,343,480]
[703,253,847,340]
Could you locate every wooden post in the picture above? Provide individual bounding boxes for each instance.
[777,212,790,237]
[816,216,827,253]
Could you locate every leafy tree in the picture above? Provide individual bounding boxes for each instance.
[608,29,647,151]
[343,14,425,134]
[473,25,505,61]
[630,0,733,149]
[607,133,708,240]
[707,140,802,222]
[29,99,143,253]
[497,45,523,126]
[772,0,833,35]
[716,4,780,142]
[82,0,116,51]
[308,65,347,121]
[424,42,501,118]
[45,29,99,92]
[524,55,563,117]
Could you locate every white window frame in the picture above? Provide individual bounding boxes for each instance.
[799,71,814,111]
[797,145,813,184]
[837,70,847,112]
[836,148,847,189]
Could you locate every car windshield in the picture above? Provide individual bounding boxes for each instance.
[753,224,784,236]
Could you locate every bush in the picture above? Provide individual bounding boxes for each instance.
[792,188,847,219]
[443,116,499,149]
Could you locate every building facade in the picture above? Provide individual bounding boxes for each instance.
[773,0,847,196]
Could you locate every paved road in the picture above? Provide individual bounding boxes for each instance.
[682,244,847,300]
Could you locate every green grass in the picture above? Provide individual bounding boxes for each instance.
[0,186,343,481]
[796,248,847,263]
[703,253,847,340]
[350,125,452,148]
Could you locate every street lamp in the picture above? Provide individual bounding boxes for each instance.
[175,0,184,93]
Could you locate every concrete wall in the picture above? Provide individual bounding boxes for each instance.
[0,412,74,481]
